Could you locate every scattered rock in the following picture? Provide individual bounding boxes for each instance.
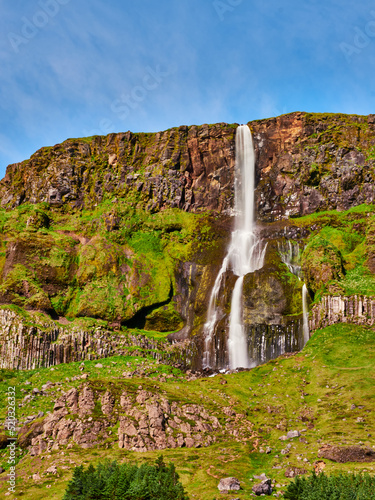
[218,477,241,491]
[314,460,326,473]
[0,467,5,474]
[284,467,307,478]
[95,363,103,368]
[254,473,268,481]
[252,479,272,496]
[46,465,57,474]
[286,430,301,439]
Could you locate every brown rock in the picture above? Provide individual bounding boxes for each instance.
[285,467,307,478]
[318,444,375,463]
[78,386,96,416]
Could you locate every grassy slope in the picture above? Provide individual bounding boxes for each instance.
[0,323,374,499]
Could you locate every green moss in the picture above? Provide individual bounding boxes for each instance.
[144,302,183,332]
[301,235,345,295]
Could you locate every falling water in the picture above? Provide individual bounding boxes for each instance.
[302,284,310,344]
[203,125,266,369]
[278,239,302,279]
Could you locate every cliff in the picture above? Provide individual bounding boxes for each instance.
[1,112,375,370]
[1,112,375,220]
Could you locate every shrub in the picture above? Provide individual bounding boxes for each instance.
[63,456,189,500]
[284,471,375,499]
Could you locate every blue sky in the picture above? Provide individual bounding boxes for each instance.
[1,0,375,178]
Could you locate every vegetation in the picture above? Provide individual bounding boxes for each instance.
[284,471,375,500]
[63,456,189,500]
[1,322,374,499]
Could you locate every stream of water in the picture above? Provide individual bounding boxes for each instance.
[203,125,266,369]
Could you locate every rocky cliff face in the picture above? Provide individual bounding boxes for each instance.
[1,113,375,221]
[309,295,375,330]
[0,308,194,370]
[1,112,375,372]
[0,124,236,215]
[253,112,375,221]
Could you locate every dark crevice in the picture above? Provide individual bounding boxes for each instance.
[123,285,174,329]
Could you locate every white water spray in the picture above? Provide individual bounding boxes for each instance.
[302,284,310,344]
[203,125,266,369]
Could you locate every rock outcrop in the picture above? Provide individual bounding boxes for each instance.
[309,295,375,331]
[25,383,255,455]
[0,308,194,370]
[318,444,375,463]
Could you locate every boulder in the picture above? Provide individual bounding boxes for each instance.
[252,479,273,496]
[218,477,241,491]
[318,445,375,463]
[287,430,301,439]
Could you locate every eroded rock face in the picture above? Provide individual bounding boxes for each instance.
[309,295,375,330]
[25,384,255,455]
[0,124,237,214]
[252,112,375,221]
[1,113,375,222]
[0,308,194,370]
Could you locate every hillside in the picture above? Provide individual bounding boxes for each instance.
[0,322,374,499]
[0,112,375,498]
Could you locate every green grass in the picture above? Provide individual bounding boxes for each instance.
[1,322,374,499]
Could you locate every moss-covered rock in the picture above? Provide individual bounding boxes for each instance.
[301,235,345,294]
[242,241,302,324]
[0,264,49,309]
[26,209,50,230]
[144,303,183,332]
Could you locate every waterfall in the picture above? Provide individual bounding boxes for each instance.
[278,239,302,279]
[203,125,266,370]
[302,284,310,344]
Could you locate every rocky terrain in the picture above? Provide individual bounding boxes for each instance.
[1,112,375,370]
[0,112,375,498]
[0,321,374,499]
